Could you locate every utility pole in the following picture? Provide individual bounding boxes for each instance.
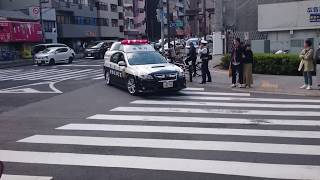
[203,0,207,40]
[39,0,45,42]
[166,0,170,45]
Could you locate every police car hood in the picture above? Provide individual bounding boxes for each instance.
[131,63,182,75]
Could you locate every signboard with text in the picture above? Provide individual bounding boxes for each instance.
[0,21,42,42]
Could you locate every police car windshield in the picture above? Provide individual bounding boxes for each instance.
[127,52,167,65]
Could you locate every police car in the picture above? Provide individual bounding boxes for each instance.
[103,40,186,95]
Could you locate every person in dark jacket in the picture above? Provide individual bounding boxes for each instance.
[315,43,320,88]
[199,40,212,84]
[230,38,244,88]
[186,42,197,77]
[243,44,253,88]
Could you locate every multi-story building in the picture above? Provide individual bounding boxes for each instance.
[184,0,213,37]
[123,0,146,39]
[0,0,124,52]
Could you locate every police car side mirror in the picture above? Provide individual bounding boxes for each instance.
[118,61,126,67]
[107,48,110,51]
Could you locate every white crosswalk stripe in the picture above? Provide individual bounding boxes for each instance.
[111,106,320,116]
[2,89,320,179]
[1,174,53,180]
[87,114,320,126]
[0,68,103,81]
[1,150,319,180]
[19,135,320,155]
[131,100,320,109]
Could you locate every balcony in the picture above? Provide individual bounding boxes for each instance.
[123,0,133,7]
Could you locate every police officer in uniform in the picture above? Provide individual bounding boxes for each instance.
[199,40,212,84]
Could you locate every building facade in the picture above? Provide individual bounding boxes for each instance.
[0,10,43,59]
[0,0,125,52]
[258,0,320,53]
[123,0,146,39]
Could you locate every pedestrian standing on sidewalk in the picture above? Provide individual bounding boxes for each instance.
[243,44,253,88]
[299,39,314,90]
[199,40,212,84]
[230,38,245,88]
[315,43,320,89]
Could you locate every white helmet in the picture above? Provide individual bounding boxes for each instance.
[201,40,208,44]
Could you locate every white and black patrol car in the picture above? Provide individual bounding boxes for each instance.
[103,40,186,95]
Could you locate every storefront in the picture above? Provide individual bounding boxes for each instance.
[258,0,320,53]
[0,20,42,60]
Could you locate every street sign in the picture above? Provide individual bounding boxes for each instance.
[175,20,183,27]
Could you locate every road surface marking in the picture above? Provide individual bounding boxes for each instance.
[19,70,72,81]
[87,114,320,126]
[19,135,320,155]
[92,76,105,80]
[180,91,250,96]
[111,107,320,117]
[165,96,320,103]
[0,82,62,94]
[57,70,101,81]
[131,100,320,109]
[1,174,53,180]
[43,69,94,81]
[0,69,52,80]
[183,87,204,91]
[0,150,319,180]
[57,124,320,139]
[59,64,101,67]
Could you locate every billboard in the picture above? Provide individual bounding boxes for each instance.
[0,21,43,42]
[258,0,320,31]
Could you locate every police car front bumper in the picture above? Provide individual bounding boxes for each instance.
[136,77,186,93]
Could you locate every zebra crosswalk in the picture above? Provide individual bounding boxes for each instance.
[0,68,104,82]
[1,88,320,179]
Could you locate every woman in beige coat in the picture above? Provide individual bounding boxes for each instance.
[299,39,314,90]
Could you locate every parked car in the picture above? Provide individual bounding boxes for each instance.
[32,43,68,57]
[35,47,75,66]
[84,41,110,59]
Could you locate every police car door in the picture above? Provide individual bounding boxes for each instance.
[109,52,125,85]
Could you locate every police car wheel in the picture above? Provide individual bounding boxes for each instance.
[127,77,137,95]
[105,71,112,85]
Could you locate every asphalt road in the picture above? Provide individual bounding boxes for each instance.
[0,59,320,180]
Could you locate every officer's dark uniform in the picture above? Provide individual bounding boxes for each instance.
[199,43,212,84]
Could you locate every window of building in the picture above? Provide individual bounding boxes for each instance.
[119,12,123,20]
[111,19,118,27]
[119,25,124,32]
[110,4,117,12]
[96,2,108,11]
[118,0,123,6]
[43,21,56,32]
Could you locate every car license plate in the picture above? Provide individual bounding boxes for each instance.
[163,81,174,88]
[88,54,91,56]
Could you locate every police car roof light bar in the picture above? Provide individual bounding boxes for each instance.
[121,40,149,45]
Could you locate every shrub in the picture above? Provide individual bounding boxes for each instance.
[220,53,300,76]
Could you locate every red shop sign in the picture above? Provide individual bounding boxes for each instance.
[0,21,43,43]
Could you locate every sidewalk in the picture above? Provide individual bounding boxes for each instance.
[0,53,84,69]
[189,55,320,97]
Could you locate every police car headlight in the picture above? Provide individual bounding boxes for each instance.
[138,74,154,80]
